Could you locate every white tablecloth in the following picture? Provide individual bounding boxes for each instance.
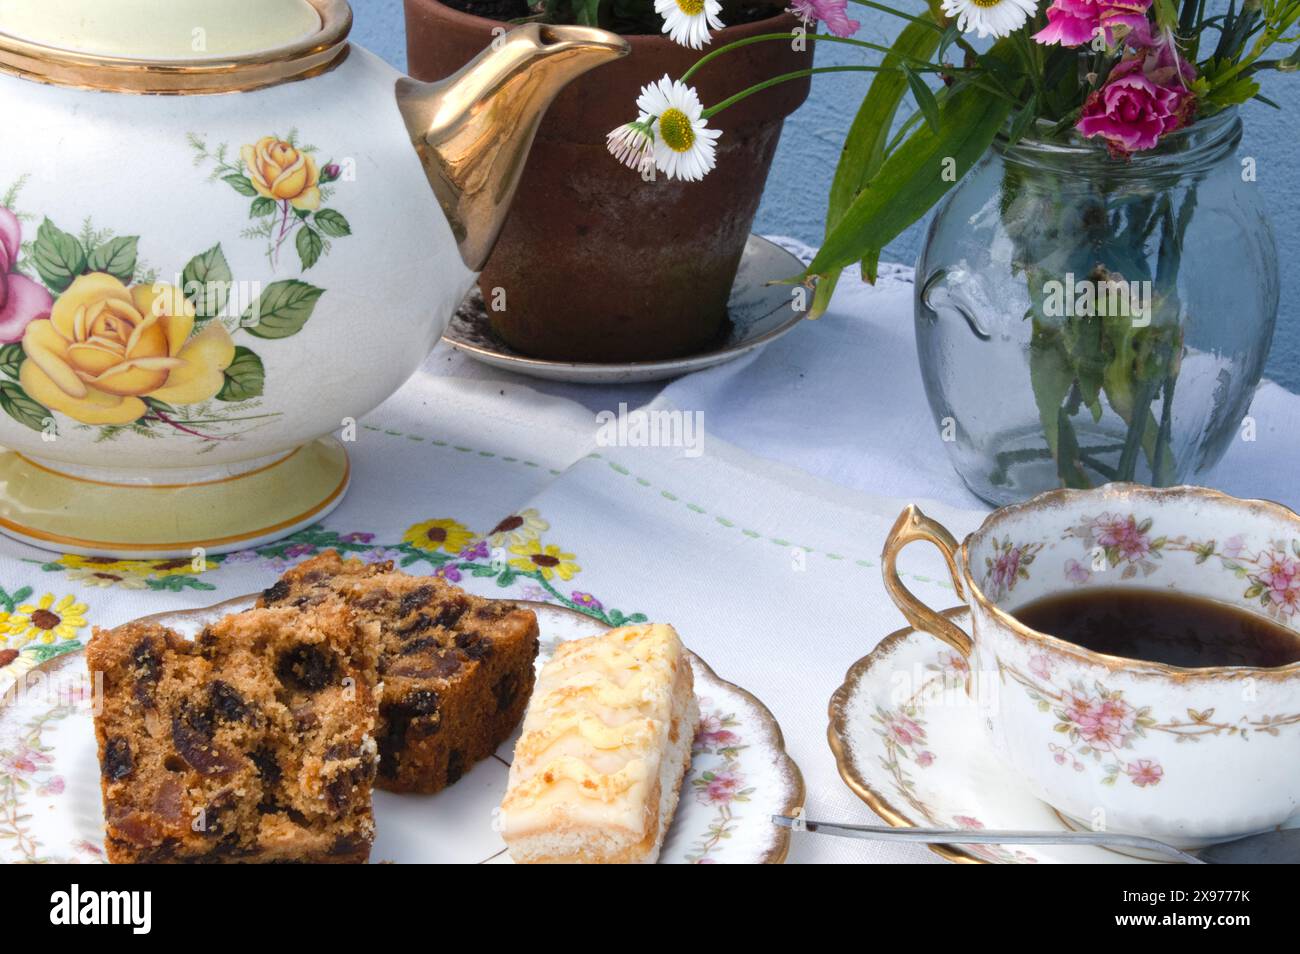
[4,237,1295,864]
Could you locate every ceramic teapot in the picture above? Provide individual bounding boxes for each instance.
[0,0,626,556]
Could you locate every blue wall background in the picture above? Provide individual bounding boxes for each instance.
[354,0,1299,390]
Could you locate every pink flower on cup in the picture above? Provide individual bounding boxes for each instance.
[1076,48,1197,156]
[788,0,860,37]
[991,548,1021,592]
[1258,553,1300,616]
[700,769,743,805]
[1063,691,1137,751]
[1093,514,1152,561]
[885,713,926,747]
[953,815,984,830]
[1064,559,1092,584]
[0,207,54,343]
[1033,0,1153,48]
[1125,759,1164,787]
[915,750,935,767]
[695,713,739,750]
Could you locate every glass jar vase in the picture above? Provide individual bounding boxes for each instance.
[914,108,1279,506]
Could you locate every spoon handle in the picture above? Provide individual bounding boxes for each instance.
[771,815,1205,864]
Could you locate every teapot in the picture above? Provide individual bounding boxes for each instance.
[0,0,626,556]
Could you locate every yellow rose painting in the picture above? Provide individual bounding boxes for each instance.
[190,131,350,272]
[20,273,234,425]
[242,136,322,211]
[0,136,347,442]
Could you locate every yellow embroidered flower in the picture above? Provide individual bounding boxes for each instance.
[63,567,150,590]
[486,508,549,547]
[509,539,580,581]
[3,593,89,647]
[20,273,235,425]
[403,518,476,554]
[241,137,322,211]
[59,554,209,579]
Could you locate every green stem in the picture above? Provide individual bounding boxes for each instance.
[682,32,955,84]
[702,66,897,118]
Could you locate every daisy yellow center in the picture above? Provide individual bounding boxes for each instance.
[676,0,706,13]
[970,0,1003,6]
[658,108,696,153]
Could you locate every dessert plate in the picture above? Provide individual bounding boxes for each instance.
[0,599,802,864]
[441,235,810,385]
[828,608,1299,864]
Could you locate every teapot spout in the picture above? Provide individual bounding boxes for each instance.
[397,24,628,271]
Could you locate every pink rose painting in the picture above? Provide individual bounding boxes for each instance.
[0,207,53,343]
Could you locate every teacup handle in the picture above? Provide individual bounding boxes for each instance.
[881,505,971,657]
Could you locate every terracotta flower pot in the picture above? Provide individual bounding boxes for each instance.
[404,0,812,362]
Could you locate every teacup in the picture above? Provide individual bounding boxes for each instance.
[882,483,1300,847]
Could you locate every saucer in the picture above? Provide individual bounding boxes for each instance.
[0,599,803,864]
[441,235,810,384]
[828,608,1186,864]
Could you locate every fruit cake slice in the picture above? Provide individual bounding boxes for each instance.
[258,550,540,793]
[87,603,380,864]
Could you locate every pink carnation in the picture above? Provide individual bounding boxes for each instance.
[0,206,53,344]
[789,0,860,37]
[1034,0,1153,48]
[1076,47,1196,156]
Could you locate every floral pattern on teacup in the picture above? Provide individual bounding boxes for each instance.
[981,537,1043,600]
[1004,658,1300,786]
[1065,513,1168,580]
[1062,512,1300,622]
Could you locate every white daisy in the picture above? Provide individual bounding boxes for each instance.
[635,75,721,182]
[940,0,1037,39]
[606,114,656,173]
[655,0,724,49]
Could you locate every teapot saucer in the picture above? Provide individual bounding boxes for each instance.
[442,234,809,384]
[827,608,1300,863]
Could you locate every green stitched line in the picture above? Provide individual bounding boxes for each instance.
[357,424,953,589]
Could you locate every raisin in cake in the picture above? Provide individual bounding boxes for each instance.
[87,603,380,864]
[500,623,698,864]
[258,550,539,793]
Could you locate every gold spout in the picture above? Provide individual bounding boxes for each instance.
[397,23,628,272]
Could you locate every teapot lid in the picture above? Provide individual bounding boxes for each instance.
[0,0,351,93]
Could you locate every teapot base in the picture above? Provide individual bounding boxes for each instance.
[0,438,349,559]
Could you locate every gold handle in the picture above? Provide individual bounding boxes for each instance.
[881,505,972,657]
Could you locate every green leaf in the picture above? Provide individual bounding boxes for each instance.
[0,381,51,432]
[217,346,265,401]
[0,342,24,380]
[296,227,322,270]
[181,244,233,319]
[902,64,941,134]
[805,42,1020,279]
[313,209,351,238]
[1005,95,1039,146]
[86,236,139,282]
[223,174,259,197]
[31,218,86,294]
[242,280,324,339]
[250,197,276,217]
[810,17,942,317]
